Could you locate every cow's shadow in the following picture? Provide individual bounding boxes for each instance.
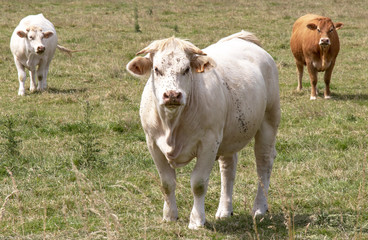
[46,87,87,94]
[330,92,368,101]
[204,213,311,237]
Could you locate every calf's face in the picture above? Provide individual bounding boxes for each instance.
[17,26,54,55]
[307,19,343,47]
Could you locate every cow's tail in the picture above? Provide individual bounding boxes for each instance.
[57,44,83,56]
[217,30,262,47]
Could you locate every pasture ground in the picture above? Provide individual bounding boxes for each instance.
[0,0,367,239]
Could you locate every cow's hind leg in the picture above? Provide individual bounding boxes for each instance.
[306,62,318,100]
[323,61,336,99]
[29,70,37,93]
[216,153,237,219]
[37,63,50,91]
[296,61,304,91]
[252,112,279,216]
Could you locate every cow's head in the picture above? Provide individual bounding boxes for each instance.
[17,26,54,55]
[307,18,343,48]
[127,37,215,111]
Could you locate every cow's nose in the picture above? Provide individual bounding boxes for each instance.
[319,38,330,46]
[37,46,45,53]
[163,90,182,105]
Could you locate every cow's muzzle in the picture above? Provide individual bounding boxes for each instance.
[36,46,45,54]
[319,38,330,46]
[163,90,182,107]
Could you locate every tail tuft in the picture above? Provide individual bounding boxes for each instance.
[57,45,84,56]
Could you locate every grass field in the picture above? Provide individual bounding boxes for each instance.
[0,0,367,239]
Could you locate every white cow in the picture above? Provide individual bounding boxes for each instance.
[10,14,73,96]
[126,31,280,229]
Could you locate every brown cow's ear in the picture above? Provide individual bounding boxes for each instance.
[190,55,216,73]
[43,31,54,39]
[126,56,152,76]
[335,22,343,30]
[306,23,317,30]
[17,30,27,38]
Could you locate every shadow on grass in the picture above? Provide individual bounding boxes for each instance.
[47,87,87,94]
[331,93,368,101]
[205,213,311,238]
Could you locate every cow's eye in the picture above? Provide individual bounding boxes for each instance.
[154,67,162,76]
[329,28,334,32]
[183,67,190,75]
[29,36,34,40]
[317,28,321,33]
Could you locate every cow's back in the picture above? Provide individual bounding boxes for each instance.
[202,38,279,154]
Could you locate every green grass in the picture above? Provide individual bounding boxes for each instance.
[0,0,367,239]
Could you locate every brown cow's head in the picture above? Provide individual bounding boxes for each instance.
[17,26,54,55]
[126,37,216,111]
[307,18,343,47]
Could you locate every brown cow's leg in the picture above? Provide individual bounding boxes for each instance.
[324,61,335,99]
[296,61,304,91]
[307,63,318,100]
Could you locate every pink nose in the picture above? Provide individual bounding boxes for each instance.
[163,90,182,105]
[37,46,45,53]
[319,38,330,45]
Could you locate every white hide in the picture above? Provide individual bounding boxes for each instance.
[10,14,58,95]
[129,32,280,229]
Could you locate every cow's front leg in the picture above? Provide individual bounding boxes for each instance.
[216,153,237,219]
[15,60,26,96]
[189,141,218,229]
[147,139,178,222]
[29,70,37,93]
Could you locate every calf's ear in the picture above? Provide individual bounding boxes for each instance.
[126,56,152,76]
[334,22,343,30]
[17,30,28,38]
[190,55,216,73]
[306,23,317,30]
[43,31,54,39]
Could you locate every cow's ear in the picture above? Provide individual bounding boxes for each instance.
[126,56,152,76]
[334,22,343,30]
[191,55,216,73]
[43,31,54,39]
[17,30,27,38]
[306,23,317,30]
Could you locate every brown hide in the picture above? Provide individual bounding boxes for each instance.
[290,14,343,99]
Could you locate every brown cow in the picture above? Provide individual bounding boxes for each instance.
[290,14,343,99]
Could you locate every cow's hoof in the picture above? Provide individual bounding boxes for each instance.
[163,215,178,222]
[310,96,317,100]
[215,210,233,219]
[188,221,205,230]
[252,204,268,217]
[324,95,331,99]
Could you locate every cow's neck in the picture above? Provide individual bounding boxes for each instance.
[319,46,331,70]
